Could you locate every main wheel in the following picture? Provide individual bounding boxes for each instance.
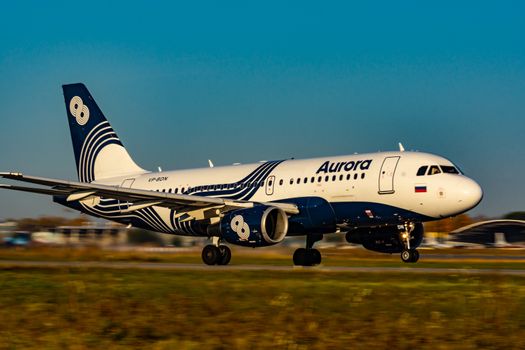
[218,245,232,265]
[202,245,220,265]
[293,248,307,266]
[311,249,322,265]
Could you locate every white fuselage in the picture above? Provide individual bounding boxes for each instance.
[86,151,482,236]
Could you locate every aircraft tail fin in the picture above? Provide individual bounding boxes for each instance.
[62,83,146,183]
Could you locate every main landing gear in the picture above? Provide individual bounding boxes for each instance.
[293,234,323,266]
[202,238,231,265]
[400,222,419,263]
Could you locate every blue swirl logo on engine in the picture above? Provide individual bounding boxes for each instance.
[230,215,250,241]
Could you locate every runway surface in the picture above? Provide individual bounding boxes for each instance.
[1,260,525,276]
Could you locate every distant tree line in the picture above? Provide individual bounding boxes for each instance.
[13,216,90,232]
[502,212,525,220]
[425,211,525,233]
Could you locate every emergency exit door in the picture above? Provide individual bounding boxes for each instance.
[378,156,400,194]
[119,178,135,211]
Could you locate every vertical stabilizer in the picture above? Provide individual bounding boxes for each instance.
[62,83,146,182]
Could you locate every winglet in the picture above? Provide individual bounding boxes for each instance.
[398,143,405,152]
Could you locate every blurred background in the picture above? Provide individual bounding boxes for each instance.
[0,1,524,349]
[0,0,524,219]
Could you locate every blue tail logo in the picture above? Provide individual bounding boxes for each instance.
[63,83,145,183]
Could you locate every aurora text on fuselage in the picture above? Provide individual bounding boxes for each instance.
[316,160,373,174]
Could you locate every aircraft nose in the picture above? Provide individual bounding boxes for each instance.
[458,177,483,210]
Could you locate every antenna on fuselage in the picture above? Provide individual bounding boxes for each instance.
[398,143,405,152]
[157,166,162,172]
[208,160,214,168]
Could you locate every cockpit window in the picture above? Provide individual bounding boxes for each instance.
[417,166,428,176]
[440,165,459,174]
[427,165,441,175]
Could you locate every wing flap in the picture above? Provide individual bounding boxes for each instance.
[0,172,299,215]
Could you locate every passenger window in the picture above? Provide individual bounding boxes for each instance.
[417,166,428,176]
[318,176,322,182]
[361,173,365,179]
[325,176,329,182]
[311,177,315,183]
[304,177,308,183]
[260,181,264,187]
[332,175,336,181]
[339,175,343,181]
[181,187,185,193]
[269,180,273,187]
[279,179,283,186]
[347,174,351,180]
[175,188,179,194]
[354,174,358,180]
[428,165,441,175]
[290,179,294,185]
[297,178,301,184]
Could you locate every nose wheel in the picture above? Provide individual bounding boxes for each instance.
[401,249,419,263]
[400,222,420,263]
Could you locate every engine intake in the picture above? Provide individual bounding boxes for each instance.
[220,206,288,247]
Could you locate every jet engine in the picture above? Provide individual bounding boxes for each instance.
[345,223,424,253]
[218,205,289,247]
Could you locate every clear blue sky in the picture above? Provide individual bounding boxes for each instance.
[0,1,524,219]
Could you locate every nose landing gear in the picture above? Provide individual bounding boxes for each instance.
[400,222,420,263]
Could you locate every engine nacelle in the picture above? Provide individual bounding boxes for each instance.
[345,223,424,253]
[220,206,289,247]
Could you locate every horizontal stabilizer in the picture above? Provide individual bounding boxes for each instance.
[0,184,69,196]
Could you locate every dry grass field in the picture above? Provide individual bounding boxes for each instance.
[0,247,525,349]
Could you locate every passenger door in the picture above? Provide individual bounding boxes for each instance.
[378,156,400,194]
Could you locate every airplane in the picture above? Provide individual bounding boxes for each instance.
[0,83,483,266]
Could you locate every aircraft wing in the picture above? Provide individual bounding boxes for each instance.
[0,172,299,217]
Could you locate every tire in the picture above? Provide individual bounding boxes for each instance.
[412,250,420,263]
[311,249,322,265]
[293,248,307,266]
[202,245,220,265]
[401,250,412,263]
[218,245,232,265]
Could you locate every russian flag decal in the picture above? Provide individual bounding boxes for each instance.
[415,185,427,193]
